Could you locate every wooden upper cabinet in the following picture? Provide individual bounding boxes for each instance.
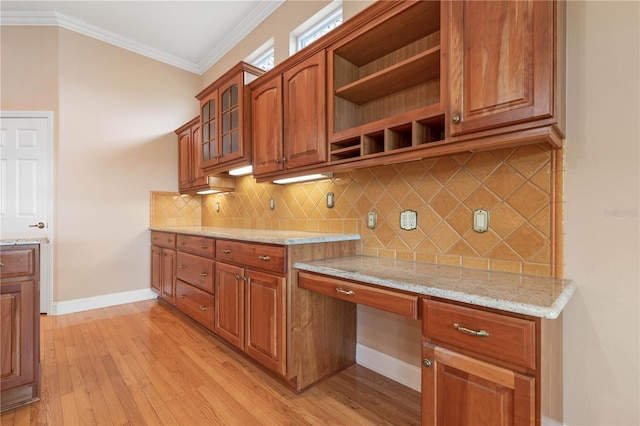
[283,51,327,170]
[251,51,327,181]
[176,117,207,193]
[447,0,563,144]
[252,75,283,176]
[196,62,263,175]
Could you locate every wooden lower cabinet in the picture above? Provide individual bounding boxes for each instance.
[151,232,358,391]
[215,262,286,374]
[0,245,40,412]
[421,342,535,425]
[151,245,176,304]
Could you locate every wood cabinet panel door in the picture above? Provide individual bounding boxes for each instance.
[283,50,327,169]
[215,262,245,350]
[177,128,192,189]
[448,0,554,136]
[190,123,206,187]
[150,246,163,295]
[161,249,176,304]
[422,342,535,426]
[252,75,283,176]
[244,269,286,375]
[0,281,35,390]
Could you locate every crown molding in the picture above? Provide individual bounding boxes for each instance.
[1,1,285,75]
[196,0,284,74]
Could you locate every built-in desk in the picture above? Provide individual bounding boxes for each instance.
[295,255,575,425]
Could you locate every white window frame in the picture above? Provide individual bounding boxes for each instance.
[290,0,343,55]
[245,38,275,72]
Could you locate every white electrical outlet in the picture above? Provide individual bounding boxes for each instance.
[367,211,377,229]
[400,210,417,230]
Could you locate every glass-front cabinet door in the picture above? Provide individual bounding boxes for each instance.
[220,78,241,162]
[201,91,219,168]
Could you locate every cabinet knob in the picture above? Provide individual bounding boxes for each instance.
[423,359,432,368]
[452,114,461,124]
[179,265,187,269]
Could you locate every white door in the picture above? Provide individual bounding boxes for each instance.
[0,112,53,313]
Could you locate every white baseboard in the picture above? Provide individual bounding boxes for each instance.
[51,288,157,315]
[356,343,421,392]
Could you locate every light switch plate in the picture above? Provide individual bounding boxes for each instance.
[400,210,417,230]
[473,209,489,232]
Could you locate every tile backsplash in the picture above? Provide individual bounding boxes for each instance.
[151,144,563,277]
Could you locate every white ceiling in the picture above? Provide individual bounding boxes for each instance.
[0,1,285,75]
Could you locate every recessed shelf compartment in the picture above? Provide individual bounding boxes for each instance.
[334,46,441,105]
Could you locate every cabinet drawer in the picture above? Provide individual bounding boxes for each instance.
[151,231,176,249]
[176,252,215,294]
[298,272,418,319]
[176,280,214,331]
[216,240,285,274]
[0,247,37,278]
[422,299,536,369]
[176,234,215,258]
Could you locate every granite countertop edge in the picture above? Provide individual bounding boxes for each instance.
[1,237,49,246]
[294,259,576,319]
[149,226,360,245]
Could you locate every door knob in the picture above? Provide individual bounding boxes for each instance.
[29,222,45,229]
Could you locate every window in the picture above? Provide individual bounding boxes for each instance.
[246,38,275,72]
[291,0,342,54]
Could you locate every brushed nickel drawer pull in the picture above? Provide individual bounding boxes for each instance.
[336,288,355,296]
[453,323,490,337]
[258,255,271,261]
[180,294,186,299]
[222,249,231,254]
[179,265,187,269]
[0,263,4,267]
[200,272,208,277]
[200,245,208,249]
[200,306,208,311]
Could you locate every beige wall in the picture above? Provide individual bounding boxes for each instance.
[1,26,201,301]
[3,0,639,424]
[564,2,639,424]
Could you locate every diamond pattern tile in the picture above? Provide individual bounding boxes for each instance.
[150,145,557,276]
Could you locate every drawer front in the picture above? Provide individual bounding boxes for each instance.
[216,240,285,274]
[298,272,418,319]
[176,280,214,331]
[0,247,37,278]
[422,299,536,369]
[176,234,215,258]
[176,252,215,293]
[151,231,176,249]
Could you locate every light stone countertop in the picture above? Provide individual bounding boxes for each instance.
[1,237,49,246]
[149,226,360,245]
[294,255,575,319]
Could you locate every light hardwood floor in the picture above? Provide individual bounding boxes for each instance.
[1,299,420,425]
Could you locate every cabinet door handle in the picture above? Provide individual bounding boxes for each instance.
[336,288,355,296]
[452,114,461,124]
[179,265,187,269]
[453,323,490,337]
[222,249,231,254]
[258,255,271,261]
[200,306,208,311]
[180,294,186,299]
[200,245,208,249]
[423,359,432,368]
[200,272,208,277]
[167,239,173,243]
[0,263,4,267]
